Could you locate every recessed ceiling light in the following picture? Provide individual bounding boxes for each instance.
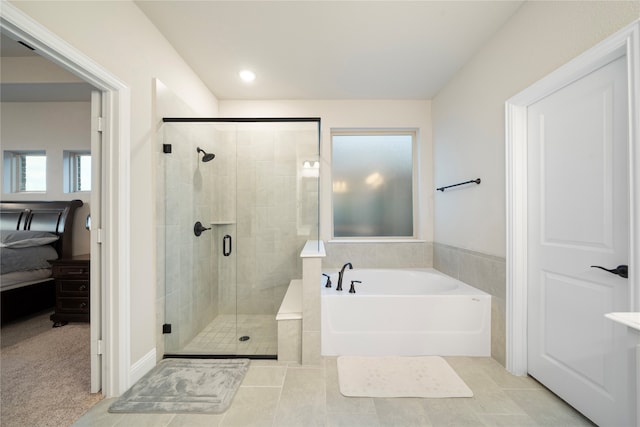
[239,70,256,82]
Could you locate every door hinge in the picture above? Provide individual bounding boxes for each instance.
[97,116,104,133]
[96,228,104,244]
[96,339,104,355]
[163,324,172,334]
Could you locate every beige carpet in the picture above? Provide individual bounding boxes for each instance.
[1,312,102,427]
[337,356,474,398]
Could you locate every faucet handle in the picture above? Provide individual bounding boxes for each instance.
[349,280,362,294]
[322,273,332,288]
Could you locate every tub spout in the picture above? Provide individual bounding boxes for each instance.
[337,262,353,291]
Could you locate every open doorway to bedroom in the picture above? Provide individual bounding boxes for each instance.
[0,30,103,425]
[1,1,131,403]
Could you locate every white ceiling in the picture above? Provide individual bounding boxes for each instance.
[136,1,525,100]
[1,2,525,102]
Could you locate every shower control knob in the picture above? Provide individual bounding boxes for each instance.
[349,280,361,294]
[194,221,211,237]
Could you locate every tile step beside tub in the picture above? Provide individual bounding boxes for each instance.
[276,279,302,363]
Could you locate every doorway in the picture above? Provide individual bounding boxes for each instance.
[506,20,640,427]
[0,2,131,397]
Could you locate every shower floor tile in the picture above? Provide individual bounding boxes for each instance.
[181,314,277,355]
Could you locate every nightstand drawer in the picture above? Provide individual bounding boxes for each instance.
[52,265,89,279]
[50,254,91,326]
[58,280,89,295]
[56,297,89,313]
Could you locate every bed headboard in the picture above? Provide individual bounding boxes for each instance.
[0,200,84,259]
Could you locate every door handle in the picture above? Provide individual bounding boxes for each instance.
[223,235,232,257]
[590,265,628,278]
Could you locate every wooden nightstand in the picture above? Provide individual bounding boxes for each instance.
[49,254,90,327]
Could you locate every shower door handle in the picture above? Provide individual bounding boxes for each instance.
[223,235,232,256]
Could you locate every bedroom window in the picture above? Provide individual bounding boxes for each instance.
[64,151,91,192]
[331,131,416,239]
[3,151,47,192]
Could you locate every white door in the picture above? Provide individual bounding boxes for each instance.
[90,90,103,393]
[527,55,631,426]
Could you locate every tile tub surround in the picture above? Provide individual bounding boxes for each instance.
[324,241,433,269]
[73,357,595,427]
[434,243,506,366]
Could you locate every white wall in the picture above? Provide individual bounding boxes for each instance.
[219,100,433,245]
[1,56,85,83]
[0,101,91,255]
[432,1,640,258]
[10,0,219,368]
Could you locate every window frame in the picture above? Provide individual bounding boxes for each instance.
[330,129,419,241]
[64,150,91,193]
[3,150,47,193]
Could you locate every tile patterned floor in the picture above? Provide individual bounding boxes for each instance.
[180,314,277,356]
[73,356,596,427]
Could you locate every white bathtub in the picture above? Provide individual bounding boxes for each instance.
[321,268,491,357]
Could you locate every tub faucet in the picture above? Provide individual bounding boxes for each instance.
[322,273,332,288]
[337,262,353,291]
[349,280,361,294]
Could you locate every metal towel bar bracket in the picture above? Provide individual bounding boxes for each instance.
[437,178,481,192]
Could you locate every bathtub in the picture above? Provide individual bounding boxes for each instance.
[321,268,491,357]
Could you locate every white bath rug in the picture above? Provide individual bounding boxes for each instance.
[337,356,473,398]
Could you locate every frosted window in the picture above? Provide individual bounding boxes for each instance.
[332,133,414,238]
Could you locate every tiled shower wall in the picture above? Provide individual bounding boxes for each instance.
[433,242,506,366]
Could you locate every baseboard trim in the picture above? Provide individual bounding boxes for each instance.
[129,348,156,385]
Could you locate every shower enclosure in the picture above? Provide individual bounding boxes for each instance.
[161,118,320,357]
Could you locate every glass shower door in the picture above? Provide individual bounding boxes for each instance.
[233,121,320,356]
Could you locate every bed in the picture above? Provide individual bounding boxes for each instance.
[0,200,83,324]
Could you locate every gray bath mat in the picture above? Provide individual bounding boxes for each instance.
[108,358,250,414]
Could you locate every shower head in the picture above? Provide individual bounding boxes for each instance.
[196,147,215,162]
